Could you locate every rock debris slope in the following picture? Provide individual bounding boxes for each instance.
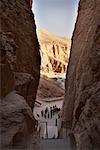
[0,0,40,149]
[37,76,64,99]
[62,0,100,149]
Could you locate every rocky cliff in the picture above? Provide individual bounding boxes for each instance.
[63,0,100,149]
[37,29,71,77]
[0,0,41,109]
[0,0,40,149]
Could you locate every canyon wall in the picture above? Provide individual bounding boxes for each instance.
[37,29,71,77]
[63,0,100,149]
[0,0,41,109]
[0,0,40,149]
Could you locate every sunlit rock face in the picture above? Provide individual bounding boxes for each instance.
[37,29,71,77]
[63,0,100,149]
[0,0,40,148]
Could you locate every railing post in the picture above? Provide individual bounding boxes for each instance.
[55,118,57,126]
[46,121,48,139]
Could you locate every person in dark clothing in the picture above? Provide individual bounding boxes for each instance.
[55,118,57,126]
[50,107,52,110]
[44,114,46,118]
[48,113,49,118]
[50,109,52,118]
[45,107,48,114]
[41,110,44,117]
[55,105,57,108]
[37,114,40,117]
[58,114,60,119]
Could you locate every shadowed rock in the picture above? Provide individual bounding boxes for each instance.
[0,0,41,109]
[0,0,40,149]
[62,0,100,149]
[0,91,37,149]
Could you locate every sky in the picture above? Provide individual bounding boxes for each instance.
[32,0,79,38]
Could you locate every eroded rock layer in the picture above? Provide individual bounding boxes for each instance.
[37,29,71,76]
[0,0,40,149]
[63,0,100,149]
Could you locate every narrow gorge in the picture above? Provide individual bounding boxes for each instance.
[0,0,100,150]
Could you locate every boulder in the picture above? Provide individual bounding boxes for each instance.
[0,91,37,149]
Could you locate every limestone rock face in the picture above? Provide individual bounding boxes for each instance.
[0,0,41,109]
[37,29,71,76]
[63,0,100,149]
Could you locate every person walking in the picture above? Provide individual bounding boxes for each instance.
[48,113,49,118]
[50,109,52,118]
[41,110,43,117]
[55,118,57,126]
